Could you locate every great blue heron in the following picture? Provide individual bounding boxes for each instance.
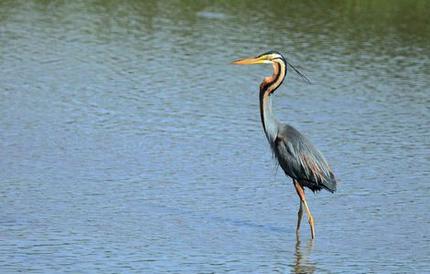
[232,51,337,239]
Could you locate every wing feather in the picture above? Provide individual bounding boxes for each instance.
[273,124,337,192]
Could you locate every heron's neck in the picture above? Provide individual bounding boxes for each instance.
[259,61,286,143]
[260,90,279,144]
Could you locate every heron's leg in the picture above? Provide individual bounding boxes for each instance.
[296,201,303,232]
[294,180,315,239]
[302,199,315,239]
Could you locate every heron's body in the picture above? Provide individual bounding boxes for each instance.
[261,89,336,193]
[233,51,337,238]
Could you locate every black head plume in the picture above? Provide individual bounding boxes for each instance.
[285,59,312,84]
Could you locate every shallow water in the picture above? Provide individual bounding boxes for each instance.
[1,0,429,273]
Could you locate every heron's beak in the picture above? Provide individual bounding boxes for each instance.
[232,55,270,65]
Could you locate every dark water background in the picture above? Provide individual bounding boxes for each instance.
[1,0,429,273]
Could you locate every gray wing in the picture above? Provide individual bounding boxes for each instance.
[273,124,337,192]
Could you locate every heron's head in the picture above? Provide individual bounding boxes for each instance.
[232,51,289,93]
[232,51,311,85]
[232,51,286,66]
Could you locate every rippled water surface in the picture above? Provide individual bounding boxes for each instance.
[1,1,429,273]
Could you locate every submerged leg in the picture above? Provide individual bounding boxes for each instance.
[296,201,303,233]
[294,180,315,239]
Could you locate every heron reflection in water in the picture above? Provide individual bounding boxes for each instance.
[293,235,316,273]
[233,51,337,239]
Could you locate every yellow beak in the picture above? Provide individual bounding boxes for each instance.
[231,55,269,65]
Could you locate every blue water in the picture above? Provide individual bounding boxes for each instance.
[1,1,429,272]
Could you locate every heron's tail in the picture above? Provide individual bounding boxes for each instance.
[321,172,337,193]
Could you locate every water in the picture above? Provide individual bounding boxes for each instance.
[1,0,429,273]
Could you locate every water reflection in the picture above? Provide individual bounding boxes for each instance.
[292,236,315,274]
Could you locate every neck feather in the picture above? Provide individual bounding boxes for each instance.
[259,60,287,143]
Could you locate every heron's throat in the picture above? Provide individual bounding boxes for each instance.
[259,61,286,95]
